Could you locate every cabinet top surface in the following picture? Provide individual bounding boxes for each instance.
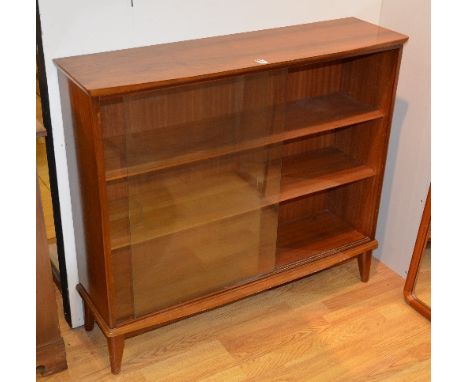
[54,17,407,97]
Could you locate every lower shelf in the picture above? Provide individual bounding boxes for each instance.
[79,236,377,337]
[276,209,371,268]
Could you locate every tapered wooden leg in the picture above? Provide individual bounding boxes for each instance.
[107,336,125,375]
[83,302,94,331]
[357,251,372,282]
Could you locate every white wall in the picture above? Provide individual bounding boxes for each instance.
[38,0,384,326]
[374,0,431,277]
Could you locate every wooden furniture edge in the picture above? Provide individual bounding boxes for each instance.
[358,46,405,241]
[404,293,431,320]
[36,119,47,137]
[77,239,377,338]
[56,44,407,98]
[36,337,67,376]
[60,76,116,325]
[403,186,431,321]
[53,16,408,97]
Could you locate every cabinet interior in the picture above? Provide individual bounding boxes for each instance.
[100,49,399,323]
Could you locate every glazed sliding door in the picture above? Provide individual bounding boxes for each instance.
[122,71,286,316]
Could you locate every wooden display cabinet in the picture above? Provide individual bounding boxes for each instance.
[55,18,407,374]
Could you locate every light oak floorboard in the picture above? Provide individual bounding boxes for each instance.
[38,259,430,381]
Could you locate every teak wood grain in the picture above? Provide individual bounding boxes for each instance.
[55,17,407,374]
[54,17,407,96]
[58,76,115,326]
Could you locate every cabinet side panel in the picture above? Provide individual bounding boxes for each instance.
[58,73,112,324]
[330,47,404,237]
[286,60,343,102]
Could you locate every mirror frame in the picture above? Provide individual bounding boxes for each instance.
[404,186,431,320]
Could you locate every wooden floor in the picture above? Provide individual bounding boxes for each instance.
[38,259,430,381]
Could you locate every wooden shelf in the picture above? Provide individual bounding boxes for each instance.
[108,173,269,250]
[286,92,381,133]
[276,210,371,268]
[109,146,375,250]
[279,147,375,202]
[104,93,383,182]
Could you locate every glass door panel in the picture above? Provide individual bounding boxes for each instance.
[121,70,286,176]
[123,70,286,316]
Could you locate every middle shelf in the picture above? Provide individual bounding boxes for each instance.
[107,145,375,250]
[279,147,375,202]
[103,92,383,182]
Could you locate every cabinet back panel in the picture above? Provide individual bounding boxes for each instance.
[334,120,388,171]
[328,179,377,236]
[286,50,400,112]
[100,97,126,138]
[281,132,335,158]
[287,61,343,101]
[341,49,400,110]
[278,192,329,225]
[100,70,286,177]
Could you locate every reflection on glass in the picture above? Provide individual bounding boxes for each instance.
[414,224,431,308]
[121,71,285,317]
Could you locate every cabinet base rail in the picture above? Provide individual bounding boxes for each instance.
[77,240,377,374]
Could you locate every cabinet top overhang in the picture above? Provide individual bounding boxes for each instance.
[54,17,408,97]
